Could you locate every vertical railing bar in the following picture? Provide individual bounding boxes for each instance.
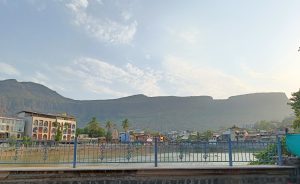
[73,137,77,168]
[228,137,233,166]
[154,137,158,167]
[277,135,283,166]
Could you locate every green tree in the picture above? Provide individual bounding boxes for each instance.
[254,120,276,131]
[105,120,114,142]
[105,120,113,132]
[289,89,300,132]
[277,116,294,129]
[55,124,62,142]
[202,130,213,141]
[86,117,105,138]
[76,128,83,137]
[196,132,201,141]
[22,136,32,147]
[122,118,130,132]
[8,135,17,146]
[106,131,112,142]
[250,137,290,165]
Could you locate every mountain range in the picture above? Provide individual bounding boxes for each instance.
[0,79,293,131]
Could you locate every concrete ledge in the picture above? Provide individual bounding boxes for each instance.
[0,166,299,184]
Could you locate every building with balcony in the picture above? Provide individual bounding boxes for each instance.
[17,111,76,141]
[0,116,25,139]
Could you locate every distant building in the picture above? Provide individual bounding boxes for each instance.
[221,128,246,142]
[0,116,25,139]
[111,129,119,143]
[17,111,76,141]
[119,132,130,143]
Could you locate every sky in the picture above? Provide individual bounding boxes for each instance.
[0,0,300,100]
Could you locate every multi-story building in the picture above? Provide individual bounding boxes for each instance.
[17,111,76,141]
[0,116,25,139]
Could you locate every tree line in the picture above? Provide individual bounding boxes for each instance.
[75,117,130,141]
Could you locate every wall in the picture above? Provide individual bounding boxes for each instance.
[0,167,299,184]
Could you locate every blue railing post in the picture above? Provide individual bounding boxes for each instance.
[276,135,283,166]
[73,137,78,168]
[228,136,233,166]
[154,137,158,167]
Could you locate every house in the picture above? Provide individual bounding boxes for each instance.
[132,129,152,142]
[17,111,76,141]
[0,116,25,139]
[244,133,260,142]
[111,129,119,143]
[208,133,221,143]
[119,132,130,143]
[167,131,178,141]
[220,127,248,142]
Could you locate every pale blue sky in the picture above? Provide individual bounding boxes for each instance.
[0,0,300,100]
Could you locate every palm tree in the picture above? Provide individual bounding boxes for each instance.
[105,120,113,132]
[122,119,130,142]
[122,119,130,132]
[105,120,113,142]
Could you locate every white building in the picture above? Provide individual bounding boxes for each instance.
[0,116,25,139]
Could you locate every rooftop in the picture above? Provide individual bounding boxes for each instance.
[18,110,76,121]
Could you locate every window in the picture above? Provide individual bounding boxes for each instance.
[43,134,47,140]
[43,127,48,133]
[51,128,56,133]
[39,120,43,126]
[44,121,48,127]
[52,122,57,127]
[34,120,38,126]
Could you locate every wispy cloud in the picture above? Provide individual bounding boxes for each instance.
[0,62,20,76]
[121,11,132,21]
[66,0,137,44]
[58,56,253,99]
[167,27,200,44]
[60,57,163,98]
[162,56,251,98]
[240,52,300,97]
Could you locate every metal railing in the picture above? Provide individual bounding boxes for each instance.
[0,137,283,167]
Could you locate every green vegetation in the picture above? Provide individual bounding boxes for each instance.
[8,136,17,146]
[76,117,106,138]
[22,136,32,147]
[105,120,114,142]
[250,137,290,165]
[85,117,105,138]
[289,89,300,132]
[254,120,276,131]
[122,118,130,132]
[202,130,213,141]
[55,124,62,142]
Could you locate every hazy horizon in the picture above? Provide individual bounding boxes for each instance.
[0,78,291,101]
[0,0,299,100]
